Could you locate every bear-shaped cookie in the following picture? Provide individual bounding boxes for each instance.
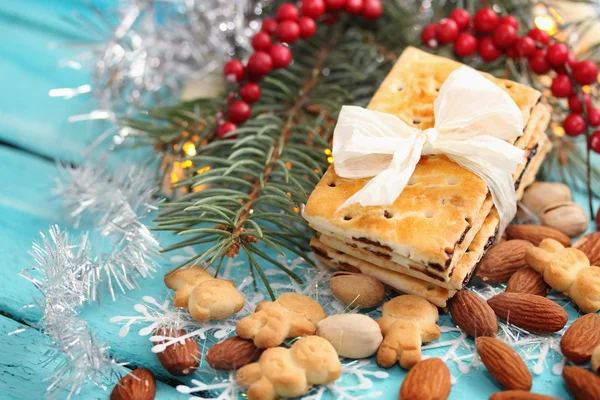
[236,335,342,400]
[526,238,600,313]
[236,292,327,348]
[376,295,440,369]
[164,266,245,321]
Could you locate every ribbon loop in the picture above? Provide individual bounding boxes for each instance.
[332,66,525,235]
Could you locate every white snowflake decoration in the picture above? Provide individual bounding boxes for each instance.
[109,295,238,353]
[176,372,239,400]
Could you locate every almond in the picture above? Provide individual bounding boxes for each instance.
[505,268,549,296]
[399,358,451,400]
[449,290,497,338]
[476,240,533,283]
[206,336,263,370]
[487,293,568,334]
[505,225,571,247]
[475,337,532,391]
[574,232,600,266]
[110,368,156,400]
[489,391,559,400]
[560,314,600,363]
[562,366,600,400]
[592,344,600,374]
[155,327,200,376]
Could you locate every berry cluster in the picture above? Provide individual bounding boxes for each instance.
[218,0,383,139]
[422,7,600,152]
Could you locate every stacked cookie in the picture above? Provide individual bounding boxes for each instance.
[304,47,551,308]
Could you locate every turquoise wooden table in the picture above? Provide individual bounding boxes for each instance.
[0,1,189,398]
[1,2,598,400]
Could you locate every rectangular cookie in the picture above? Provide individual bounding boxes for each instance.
[313,136,552,291]
[311,111,551,283]
[303,46,542,272]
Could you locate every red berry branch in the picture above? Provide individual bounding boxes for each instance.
[218,0,383,140]
[422,7,600,214]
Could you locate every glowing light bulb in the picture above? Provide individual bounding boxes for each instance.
[183,141,197,156]
[534,15,557,35]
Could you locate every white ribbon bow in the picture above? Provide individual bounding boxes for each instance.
[332,66,526,235]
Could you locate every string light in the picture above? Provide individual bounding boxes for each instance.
[196,166,212,174]
[534,16,557,35]
[327,156,334,164]
[181,160,193,169]
[183,141,197,156]
[324,148,332,155]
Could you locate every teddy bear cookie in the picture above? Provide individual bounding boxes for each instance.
[164,266,245,321]
[526,238,600,313]
[236,335,342,400]
[376,295,441,369]
[236,292,327,348]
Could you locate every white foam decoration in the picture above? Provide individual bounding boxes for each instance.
[109,295,241,353]
[304,359,389,400]
[176,373,238,400]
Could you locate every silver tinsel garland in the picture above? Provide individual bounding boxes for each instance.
[22,227,124,399]
[51,0,268,150]
[53,163,162,301]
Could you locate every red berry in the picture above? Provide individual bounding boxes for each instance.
[528,28,550,46]
[326,0,346,10]
[573,60,599,85]
[563,113,587,136]
[474,8,499,33]
[567,53,578,69]
[492,24,517,49]
[591,130,600,153]
[247,51,273,80]
[449,8,470,30]
[478,37,502,62]
[223,59,245,82]
[240,82,261,103]
[276,3,299,21]
[551,74,573,98]
[277,20,301,43]
[436,18,459,44]
[269,44,293,69]
[301,0,326,18]
[568,93,592,114]
[514,36,535,58]
[499,15,518,29]
[361,0,382,20]
[546,43,569,67]
[217,121,237,139]
[298,17,317,38]
[506,46,518,60]
[589,109,600,127]
[345,0,363,14]
[454,33,477,57]
[228,100,251,124]
[421,23,438,48]
[528,50,551,74]
[251,32,272,51]
[261,18,278,35]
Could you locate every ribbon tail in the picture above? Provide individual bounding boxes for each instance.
[447,155,517,238]
[338,134,426,211]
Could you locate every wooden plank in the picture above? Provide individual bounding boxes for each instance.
[0,314,185,399]
[0,1,113,163]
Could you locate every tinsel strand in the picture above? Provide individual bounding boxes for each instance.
[53,163,161,301]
